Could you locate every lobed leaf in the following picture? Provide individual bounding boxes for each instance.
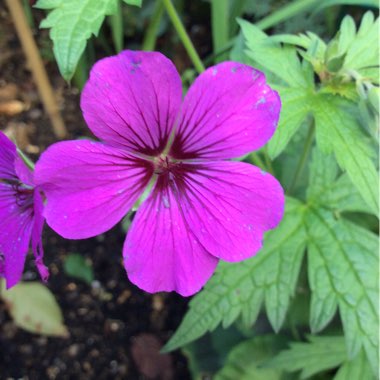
[305,209,379,374]
[266,335,347,379]
[36,0,142,80]
[307,148,373,215]
[334,350,375,380]
[214,335,287,380]
[313,94,379,213]
[163,198,307,352]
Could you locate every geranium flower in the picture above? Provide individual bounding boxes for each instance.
[0,131,48,288]
[35,51,284,296]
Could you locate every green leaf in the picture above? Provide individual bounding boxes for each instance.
[0,281,68,337]
[266,335,347,379]
[238,19,310,88]
[341,12,379,81]
[163,198,307,352]
[307,148,373,215]
[305,209,379,374]
[63,253,94,284]
[334,350,375,380]
[215,335,288,380]
[313,94,379,213]
[36,0,120,80]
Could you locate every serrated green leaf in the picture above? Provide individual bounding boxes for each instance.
[305,209,379,374]
[239,19,310,88]
[334,350,375,380]
[215,335,288,380]
[313,94,379,213]
[266,335,346,379]
[63,253,94,284]
[163,198,307,352]
[342,12,379,81]
[36,0,120,80]
[1,281,68,337]
[307,148,373,215]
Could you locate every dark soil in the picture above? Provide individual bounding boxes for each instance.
[0,3,194,379]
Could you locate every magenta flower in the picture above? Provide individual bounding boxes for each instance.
[0,131,48,288]
[35,51,284,296]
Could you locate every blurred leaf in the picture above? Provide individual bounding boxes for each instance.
[314,0,378,12]
[306,210,379,374]
[334,350,375,380]
[313,95,379,213]
[163,198,307,352]
[1,281,68,337]
[183,326,245,380]
[35,0,135,80]
[63,253,94,284]
[267,335,346,379]
[215,335,289,380]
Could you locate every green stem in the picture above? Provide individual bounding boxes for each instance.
[211,0,229,63]
[288,120,315,194]
[17,148,35,171]
[162,0,205,73]
[110,0,124,53]
[256,0,318,31]
[142,0,164,51]
[249,152,267,171]
[263,147,275,176]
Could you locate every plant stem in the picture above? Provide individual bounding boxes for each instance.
[142,0,165,51]
[162,0,205,73]
[110,0,124,53]
[256,0,318,31]
[288,120,315,194]
[17,148,35,171]
[249,152,267,171]
[263,147,275,175]
[211,0,229,63]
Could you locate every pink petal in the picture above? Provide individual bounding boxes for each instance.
[123,181,219,296]
[124,161,284,296]
[172,161,285,262]
[170,62,281,159]
[0,184,34,288]
[0,131,17,180]
[35,140,153,239]
[81,50,182,156]
[31,190,49,281]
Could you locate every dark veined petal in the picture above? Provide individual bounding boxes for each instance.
[170,62,280,159]
[31,190,49,281]
[0,130,17,180]
[0,184,34,288]
[123,161,284,296]
[35,140,154,239]
[123,177,219,297]
[81,50,182,156]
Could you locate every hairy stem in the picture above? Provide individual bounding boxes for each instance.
[162,0,205,73]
